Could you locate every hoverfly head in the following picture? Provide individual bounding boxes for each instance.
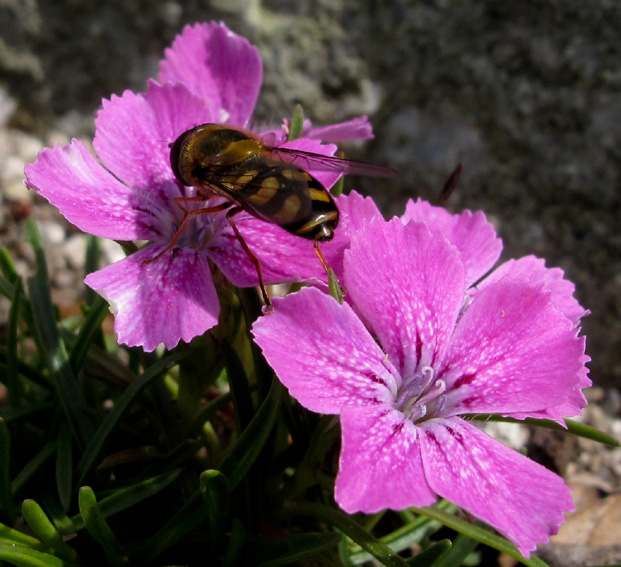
[170,124,265,186]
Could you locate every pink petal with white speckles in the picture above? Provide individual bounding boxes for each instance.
[344,217,466,378]
[473,255,588,326]
[24,141,153,241]
[158,22,262,126]
[419,418,573,558]
[508,352,591,424]
[252,287,400,414]
[336,406,436,513]
[85,245,219,351]
[305,116,375,141]
[93,81,215,193]
[402,199,502,287]
[440,277,589,418]
[326,190,384,278]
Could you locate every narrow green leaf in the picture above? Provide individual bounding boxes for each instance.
[561,418,618,446]
[223,342,255,432]
[0,247,19,282]
[11,440,57,495]
[219,377,283,491]
[0,543,78,567]
[62,339,134,390]
[338,530,355,567]
[0,273,15,301]
[330,173,345,197]
[288,503,410,567]
[411,505,551,567]
[21,500,78,563]
[200,470,229,545]
[328,268,344,304]
[431,532,477,567]
[55,426,73,512]
[473,414,619,447]
[349,503,448,564]
[0,420,15,525]
[1,402,52,425]
[68,296,109,375]
[70,469,183,531]
[6,276,23,408]
[0,522,44,549]
[113,240,139,256]
[76,351,187,486]
[0,357,50,396]
[38,493,76,537]
[287,105,305,141]
[222,518,246,567]
[25,218,92,449]
[78,487,125,567]
[406,540,452,567]
[83,235,100,307]
[188,391,232,438]
[256,532,342,567]
[137,490,207,564]
[0,257,45,372]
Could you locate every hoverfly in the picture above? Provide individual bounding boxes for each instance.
[155,123,396,308]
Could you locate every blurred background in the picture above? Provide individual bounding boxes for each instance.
[1,0,619,388]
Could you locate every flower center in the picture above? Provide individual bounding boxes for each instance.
[172,195,226,251]
[395,365,446,423]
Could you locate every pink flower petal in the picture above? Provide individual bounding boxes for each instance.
[440,278,589,417]
[85,245,219,351]
[24,141,153,240]
[324,190,384,280]
[336,406,436,513]
[93,81,214,191]
[252,287,400,414]
[509,354,591,423]
[305,116,374,141]
[344,218,466,377]
[402,199,502,287]
[335,190,383,232]
[158,22,262,126]
[474,255,588,326]
[419,418,573,558]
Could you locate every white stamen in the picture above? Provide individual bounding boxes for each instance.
[395,366,447,424]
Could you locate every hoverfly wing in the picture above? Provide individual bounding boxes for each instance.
[195,157,338,240]
[195,159,312,224]
[268,146,398,179]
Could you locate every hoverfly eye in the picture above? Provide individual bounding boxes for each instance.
[169,136,190,186]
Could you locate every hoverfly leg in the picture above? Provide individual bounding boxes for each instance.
[313,241,330,273]
[225,207,273,311]
[141,199,232,265]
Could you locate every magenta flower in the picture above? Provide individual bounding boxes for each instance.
[252,211,590,557]
[24,22,375,351]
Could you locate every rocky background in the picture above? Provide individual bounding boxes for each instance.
[1,1,620,564]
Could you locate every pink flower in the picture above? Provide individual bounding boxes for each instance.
[24,22,375,351]
[252,210,590,558]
